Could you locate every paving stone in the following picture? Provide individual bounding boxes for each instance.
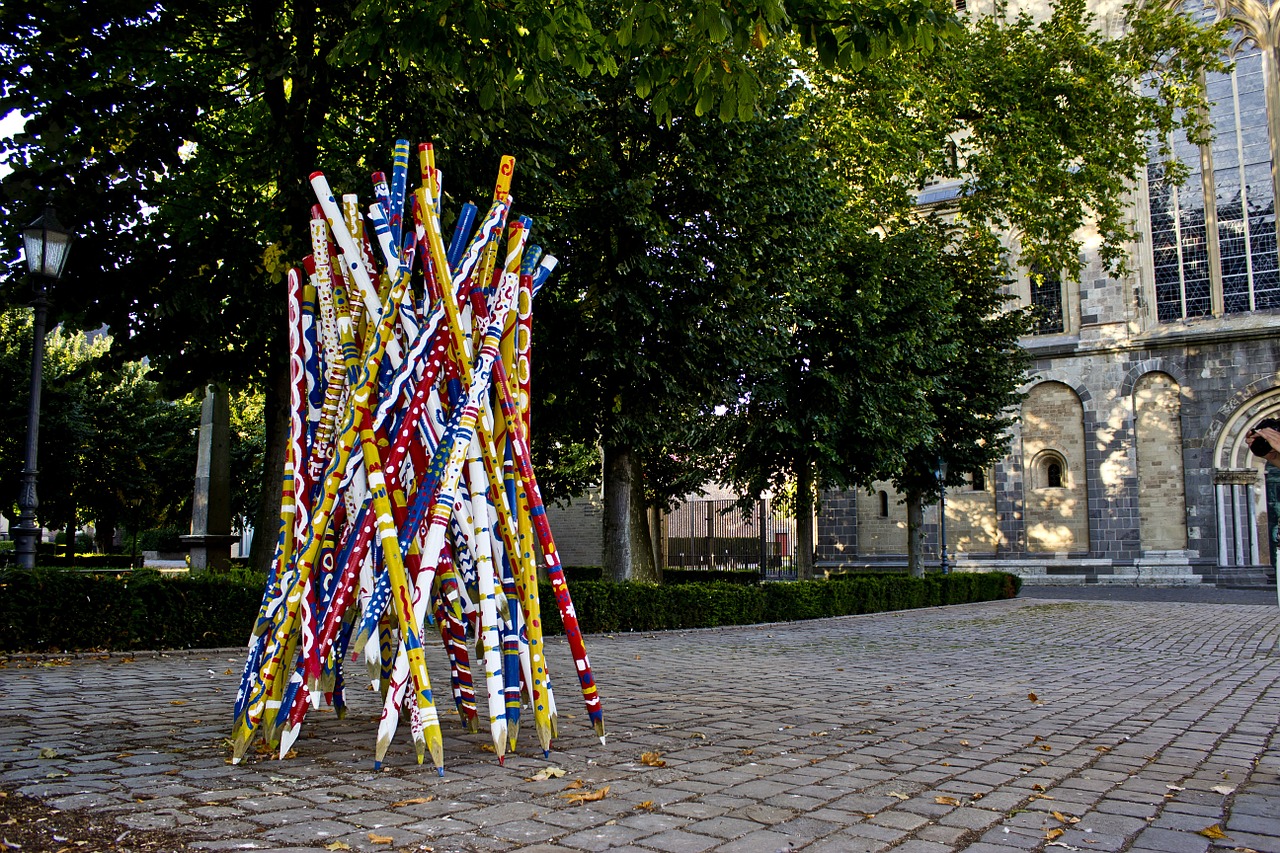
[1129,826,1212,853]
[2,595,1279,853]
[713,827,806,852]
[681,815,760,839]
[636,828,721,853]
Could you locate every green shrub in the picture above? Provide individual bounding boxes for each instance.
[0,569,1020,652]
[0,568,259,651]
[136,527,186,552]
[561,565,604,582]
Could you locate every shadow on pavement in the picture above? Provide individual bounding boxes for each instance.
[1019,583,1277,606]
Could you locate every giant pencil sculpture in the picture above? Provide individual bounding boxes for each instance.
[232,143,600,773]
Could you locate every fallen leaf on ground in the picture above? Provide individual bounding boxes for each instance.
[1166,784,1185,791]
[37,748,58,759]
[934,796,962,806]
[562,780,584,790]
[888,792,910,801]
[1051,811,1079,825]
[390,796,434,807]
[367,832,394,844]
[560,785,610,805]
[527,767,567,781]
[1212,784,1236,795]
[640,752,666,767]
[1044,827,1064,841]
[960,740,970,747]
[1198,824,1228,840]
[1032,735,1044,743]
[170,700,187,706]
[1040,744,1053,752]
[1028,693,1038,702]
[635,801,655,810]
[323,843,352,851]
[1094,745,1111,753]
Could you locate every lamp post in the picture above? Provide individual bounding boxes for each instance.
[15,206,73,569]
[935,456,950,575]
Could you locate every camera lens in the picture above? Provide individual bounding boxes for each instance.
[1250,435,1273,457]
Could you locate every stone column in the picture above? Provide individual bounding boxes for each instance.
[182,385,237,572]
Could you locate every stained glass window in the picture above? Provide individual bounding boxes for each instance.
[1147,42,1279,322]
[1030,269,1064,333]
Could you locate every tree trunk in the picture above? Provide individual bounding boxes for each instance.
[795,459,816,580]
[66,504,76,565]
[906,489,925,577]
[250,363,290,573]
[602,445,658,582]
[95,517,115,555]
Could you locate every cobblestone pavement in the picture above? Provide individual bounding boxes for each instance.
[2,595,1278,853]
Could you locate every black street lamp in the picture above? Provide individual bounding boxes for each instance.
[935,456,950,575]
[15,206,73,569]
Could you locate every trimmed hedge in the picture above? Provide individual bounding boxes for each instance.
[0,568,1020,652]
[538,571,1021,634]
[0,568,262,651]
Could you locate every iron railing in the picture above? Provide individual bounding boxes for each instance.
[661,497,797,581]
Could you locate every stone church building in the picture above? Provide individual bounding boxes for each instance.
[817,0,1280,586]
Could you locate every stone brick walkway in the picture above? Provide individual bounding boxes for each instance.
[1,593,1278,852]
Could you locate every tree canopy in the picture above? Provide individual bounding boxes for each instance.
[0,0,1227,579]
[0,0,955,571]
[0,310,199,550]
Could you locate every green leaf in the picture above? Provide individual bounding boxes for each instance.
[718,87,737,121]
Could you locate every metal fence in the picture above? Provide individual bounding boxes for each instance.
[661,497,797,581]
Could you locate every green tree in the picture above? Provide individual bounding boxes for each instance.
[862,230,1030,576]
[717,0,1224,576]
[229,389,266,546]
[0,0,953,574]
[0,311,198,554]
[527,53,843,581]
[718,226,994,579]
[811,0,1227,273]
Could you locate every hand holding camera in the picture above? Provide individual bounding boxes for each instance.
[1246,417,1280,461]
